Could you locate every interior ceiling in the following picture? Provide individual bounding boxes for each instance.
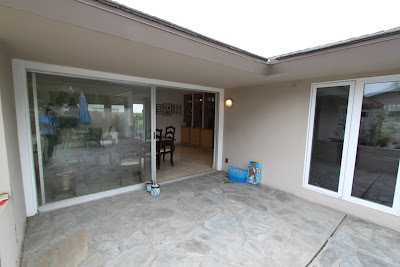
[2,5,400,89]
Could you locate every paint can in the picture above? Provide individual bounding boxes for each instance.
[146,180,153,192]
[151,183,160,197]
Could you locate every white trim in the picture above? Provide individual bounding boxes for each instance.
[32,73,46,205]
[342,80,365,199]
[39,182,145,213]
[216,91,224,170]
[303,80,355,198]
[393,159,400,216]
[151,86,156,182]
[12,62,38,216]
[12,59,224,216]
[304,73,400,217]
[16,60,223,93]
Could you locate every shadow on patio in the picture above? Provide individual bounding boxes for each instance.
[21,172,400,266]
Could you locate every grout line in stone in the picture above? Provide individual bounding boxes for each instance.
[305,214,348,267]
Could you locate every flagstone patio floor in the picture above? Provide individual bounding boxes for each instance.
[21,172,400,266]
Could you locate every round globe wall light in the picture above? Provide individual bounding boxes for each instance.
[225,98,233,108]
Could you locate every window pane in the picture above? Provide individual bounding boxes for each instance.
[351,81,400,207]
[308,86,350,192]
[28,72,152,204]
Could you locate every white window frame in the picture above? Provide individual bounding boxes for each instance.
[304,74,400,217]
[342,75,400,216]
[12,59,224,216]
[303,80,356,198]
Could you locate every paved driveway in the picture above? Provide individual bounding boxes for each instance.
[21,172,399,266]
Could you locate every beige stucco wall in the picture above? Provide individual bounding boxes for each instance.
[223,71,400,232]
[0,43,26,266]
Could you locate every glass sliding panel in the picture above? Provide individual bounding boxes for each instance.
[308,86,350,192]
[351,81,400,207]
[27,72,152,204]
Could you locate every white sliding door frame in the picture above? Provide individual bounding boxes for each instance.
[12,59,224,216]
[31,73,46,205]
[304,74,400,217]
[303,80,356,198]
[151,85,157,182]
[342,74,400,216]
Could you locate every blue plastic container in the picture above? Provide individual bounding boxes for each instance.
[228,166,248,183]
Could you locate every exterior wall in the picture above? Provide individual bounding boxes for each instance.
[156,90,185,142]
[223,71,400,232]
[0,43,26,266]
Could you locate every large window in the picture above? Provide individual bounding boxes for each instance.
[351,81,400,207]
[304,76,400,215]
[308,85,350,193]
[27,72,152,205]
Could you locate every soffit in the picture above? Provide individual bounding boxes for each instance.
[0,0,269,77]
[2,2,400,89]
[0,6,269,89]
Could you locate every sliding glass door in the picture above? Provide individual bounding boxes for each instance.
[305,77,400,214]
[27,72,153,205]
[345,80,400,211]
[304,81,355,197]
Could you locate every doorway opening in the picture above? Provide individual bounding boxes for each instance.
[155,87,217,182]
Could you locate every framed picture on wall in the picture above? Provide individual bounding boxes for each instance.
[172,105,182,115]
[156,104,163,115]
[163,103,172,116]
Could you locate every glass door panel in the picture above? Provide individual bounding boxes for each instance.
[27,72,152,205]
[308,85,350,192]
[351,81,400,207]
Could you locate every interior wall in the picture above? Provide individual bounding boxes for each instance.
[223,70,400,232]
[156,89,185,142]
[0,44,26,266]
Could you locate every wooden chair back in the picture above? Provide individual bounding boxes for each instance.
[165,126,175,140]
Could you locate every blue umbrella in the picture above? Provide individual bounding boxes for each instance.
[78,92,91,125]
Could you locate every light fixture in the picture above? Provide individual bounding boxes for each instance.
[225,98,233,108]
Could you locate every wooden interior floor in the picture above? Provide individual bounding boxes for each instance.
[156,144,214,182]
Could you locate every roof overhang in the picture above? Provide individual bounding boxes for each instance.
[1,0,400,88]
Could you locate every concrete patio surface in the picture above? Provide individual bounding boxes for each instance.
[311,215,400,267]
[21,172,400,266]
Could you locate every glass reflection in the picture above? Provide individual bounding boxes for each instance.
[28,72,152,205]
[308,86,350,192]
[352,81,400,207]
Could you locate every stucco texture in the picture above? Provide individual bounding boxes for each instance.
[223,73,400,232]
[0,43,26,266]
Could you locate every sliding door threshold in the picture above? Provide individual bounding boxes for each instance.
[158,170,218,185]
[38,183,145,214]
[37,170,217,214]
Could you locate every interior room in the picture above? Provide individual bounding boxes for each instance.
[155,88,216,182]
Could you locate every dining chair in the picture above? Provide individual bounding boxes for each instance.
[163,126,175,166]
